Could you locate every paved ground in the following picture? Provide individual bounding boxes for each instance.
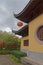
[0,55,24,65]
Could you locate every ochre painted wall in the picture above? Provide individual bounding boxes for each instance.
[21,36,29,50]
[21,14,43,53]
[29,14,43,52]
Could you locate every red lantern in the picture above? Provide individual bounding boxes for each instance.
[17,22,23,27]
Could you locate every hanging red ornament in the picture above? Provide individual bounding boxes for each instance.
[17,22,23,27]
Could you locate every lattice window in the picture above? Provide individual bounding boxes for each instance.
[37,26,43,41]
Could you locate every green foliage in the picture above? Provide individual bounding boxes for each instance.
[0,49,11,54]
[10,50,27,58]
[0,31,21,49]
[9,54,20,62]
[9,50,27,62]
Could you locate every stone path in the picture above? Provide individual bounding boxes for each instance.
[0,55,24,65]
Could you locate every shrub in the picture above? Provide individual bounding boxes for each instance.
[10,50,27,58]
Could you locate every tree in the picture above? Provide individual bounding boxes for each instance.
[0,31,21,50]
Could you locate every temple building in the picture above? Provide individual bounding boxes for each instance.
[13,0,43,64]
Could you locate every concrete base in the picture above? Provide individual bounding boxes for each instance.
[27,51,43,63]
[20,49,28,54]
[21,57,43,65]
[21,49,43,64]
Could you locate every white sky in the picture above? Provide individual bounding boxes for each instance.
[0,0,30,32]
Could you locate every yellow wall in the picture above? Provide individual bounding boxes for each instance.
[21,36,29,50]
[29,14,43,52]
[21,14,43,53]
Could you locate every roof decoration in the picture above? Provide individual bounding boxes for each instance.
[17,22,23,27]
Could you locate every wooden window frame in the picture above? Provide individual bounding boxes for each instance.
[37,25,43,41]
[24,40,29,46]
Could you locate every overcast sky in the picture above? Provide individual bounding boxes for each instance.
[0,0,30,32]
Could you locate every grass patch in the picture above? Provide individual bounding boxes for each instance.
[9,54,21,62]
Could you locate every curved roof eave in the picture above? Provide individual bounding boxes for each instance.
[12,25,28,36]
[14,0,43,23]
